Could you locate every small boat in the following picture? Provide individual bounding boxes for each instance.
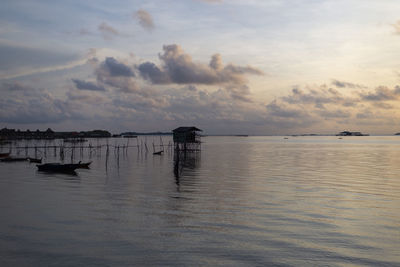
[28,157,42,163]
[123,135,137,138]
[1,157,28,162]
[153,150,164,155]
[37,163,79,172]
[0,152,10,158]
[37,161,91,172]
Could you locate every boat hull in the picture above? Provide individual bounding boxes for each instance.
[36,162,91,172]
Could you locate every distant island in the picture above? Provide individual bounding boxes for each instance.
[0,127,173,140]
[0,128,112,140]
[336,131,369,136]
[6,127,400,140]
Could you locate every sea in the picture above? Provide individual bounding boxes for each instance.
[0,136,399,266]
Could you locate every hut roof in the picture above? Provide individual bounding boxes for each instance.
[173,127,202,133]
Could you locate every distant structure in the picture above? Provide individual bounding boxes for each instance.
[0,128,55,140]
[173,127,202,152]
[0,128,111,140]
[336,131,369,136]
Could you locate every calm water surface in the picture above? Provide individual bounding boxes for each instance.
[0,136,399,266]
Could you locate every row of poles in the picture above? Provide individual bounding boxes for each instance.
[0,136,174,163]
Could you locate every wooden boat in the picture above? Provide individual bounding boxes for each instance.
[28,157,42,163]
[0,152,10,158]
[1,157,28,162]
[123,135,137,138]
[37,163,79,172]
[36,161,91,172]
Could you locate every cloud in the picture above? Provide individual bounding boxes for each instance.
[282,86,357,108]
[59,43,400,134]
[356,109,375,119]
[359,86,400,101]
[66,90,108,104]
[138,44,263,85]
[331,79,366,89]
[266,100,307,118]
[317,109,351,119]
[0,90,73,124]
[225,84,253,102]
[371,102,393,109]
[94,57,138,93]
[209,54,223,70]
[98,22,119,40]
[187,85,197,91]
[101,57,135,77]
[261,83,400,134]
[72,79,106,91]
[137,61,170,84]
[135,9,154,31]
[137,44,263,103]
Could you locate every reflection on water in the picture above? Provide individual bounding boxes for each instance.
[0,136,400,266]
[173,150,200,188]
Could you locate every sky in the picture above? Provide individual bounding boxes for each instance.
[1,0,400,135]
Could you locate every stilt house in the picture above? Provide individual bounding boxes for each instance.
[172,127,202,151]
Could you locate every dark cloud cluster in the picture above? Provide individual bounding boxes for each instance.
[137,62,169,84]
[102,57,135,77]
[137,44,262,102]
[92,57,138,93]
[72,55,139,94]
[72,79,106,91]
[138,44,263,86]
